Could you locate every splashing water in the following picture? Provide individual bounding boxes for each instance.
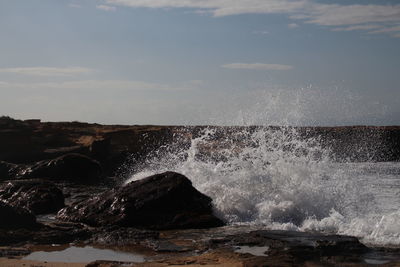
[126,89,400,247]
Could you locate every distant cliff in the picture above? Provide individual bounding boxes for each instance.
[1,117,399,176]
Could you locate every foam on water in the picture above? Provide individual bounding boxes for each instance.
[125,89,400,247]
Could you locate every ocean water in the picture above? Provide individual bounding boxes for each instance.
[125,88,399,247]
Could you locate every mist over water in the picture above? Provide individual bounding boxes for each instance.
[197,87,388,126]
[126,88,400,247]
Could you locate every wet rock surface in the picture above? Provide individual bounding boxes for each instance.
[57,172,224,229]
[0,200,38,230]
[225,230,369,253]
[223,229,371,264]
[137,227,400,267]
[18,153,102,183]
[0,220,399,266]
[0,221,91,246]
[89,226,160,245]
[0,179,65,215]
[15,226,400,266]
[0,161,20,180]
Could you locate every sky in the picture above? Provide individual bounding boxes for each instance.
[0,0,399,125]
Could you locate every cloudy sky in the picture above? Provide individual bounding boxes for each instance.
[1,0,399,125]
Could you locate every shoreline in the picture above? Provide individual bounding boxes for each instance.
[1,117,400,266]
[1,117,400,175]
[1,226,400,267]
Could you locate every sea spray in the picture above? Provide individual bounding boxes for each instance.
[125,89,400,246]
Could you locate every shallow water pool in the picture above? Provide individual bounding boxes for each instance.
[23,246,145,263]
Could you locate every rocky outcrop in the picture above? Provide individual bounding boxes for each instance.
[0,221,91,246]
[0,161,19,180]
[1,226,400,266]
[58,172,224,229]
[226,230,369,256]
[0,117,177,176]
[18,153,102,183]
[0,201,37,229]
[0,180,64,215]
[2,117,400,178]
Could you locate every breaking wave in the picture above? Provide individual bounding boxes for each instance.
[126,89,400,247]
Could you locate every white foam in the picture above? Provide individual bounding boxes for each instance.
[126,126,400,247]
[125,89,400,246]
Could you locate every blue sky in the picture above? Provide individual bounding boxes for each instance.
[0,0,399,125]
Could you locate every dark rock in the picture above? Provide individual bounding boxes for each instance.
[227,230,369,259]
[0,228,35,245]
[0,179,65,214]
[58,172,224,229]
[90,226,159,245]
[30,222,92,245]
[0,161,20,180]
[0,200,37,229]
[0,247,31,257]
[18,153,102,183]
[90,138,111,163]
[153,241,191,252]
[0,221,91,246]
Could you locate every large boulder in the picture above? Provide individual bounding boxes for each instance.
[0,179,65,215]
[58,172,224,229]
[18,153,102,183]
[0,200,37,229]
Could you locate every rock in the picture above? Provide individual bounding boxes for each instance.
[0,247,31,258]
[90,138,111,163]
[29,222,92,245]
[226,230,370,259]
[90,226,159,245]
[0,161,19,180]
[18,153,102,183]
[0,200,37,229]
[0,221,91,246]
[58,172,224,229]
[0,179,65,214]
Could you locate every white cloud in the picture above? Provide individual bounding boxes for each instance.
[332,24,381,32]
[253,30,269,35]
[222,63,293,71]
[106,0,305,16]
[0,67,94,77]
[68,3,81,8]
[304,4,400,27]
[96,5,116,11]
[288,23,299,29]
[368,25,400,34]
[104,0,400,37]
[0,80,193,91]
[331,24,400,38]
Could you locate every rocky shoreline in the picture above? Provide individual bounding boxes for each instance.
[1,117,400,173]
[1,116,400,266]
[1,224,400,266]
